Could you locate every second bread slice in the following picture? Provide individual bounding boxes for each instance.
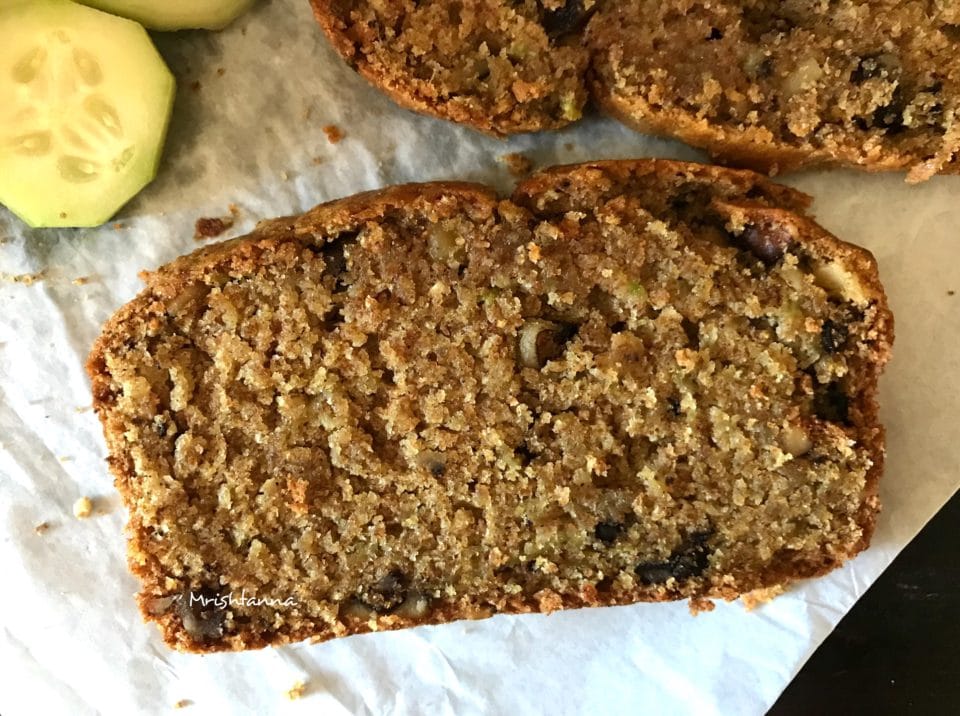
[88,160,893,652]
[313,1,959,179]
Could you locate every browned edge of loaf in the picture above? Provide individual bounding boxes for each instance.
[308,0,572,137]
[588,89,960,180]
[87,160,894,652]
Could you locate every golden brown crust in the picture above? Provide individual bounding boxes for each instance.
[511,158,814,210]
[592,86,959,180]
[88,160,893,653]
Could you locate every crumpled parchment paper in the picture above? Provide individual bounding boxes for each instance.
[1,1,958,714]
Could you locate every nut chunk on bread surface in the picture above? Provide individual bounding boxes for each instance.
[88,160,893,652]
[313,0,960,179]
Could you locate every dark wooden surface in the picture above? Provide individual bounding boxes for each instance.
[770,489,959,714]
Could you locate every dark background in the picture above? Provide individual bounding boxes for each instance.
[771,490,959,714]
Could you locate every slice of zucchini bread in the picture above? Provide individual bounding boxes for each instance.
[586,0,960,181]
[310,0,591,136]
[88,160,893,652]
[312,0,959,179]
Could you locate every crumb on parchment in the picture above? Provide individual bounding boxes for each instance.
[73,496,93,519]
[73,276,91,286]
[688,596,715,615]
[323,125,344,144]
[2,271,46,285]
[499,152,533,177]
[173,699,193,709]
[194,216,235,241]
[34,522,50,535]
[285,680,308,700]
[741,585,786,611]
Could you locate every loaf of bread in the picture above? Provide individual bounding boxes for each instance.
[312,0,959,180]
[88,160,893,652]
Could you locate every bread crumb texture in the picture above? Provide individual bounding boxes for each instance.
[285,681,308,700]
[310,0,592,135]
[88,160,892,652]
[323,125,344,144]
[194,216,235,241]
[311,1,960,178]
[1,271,46,285]
[501,152,534,177]
[73,497,93,519]
[741,584,786,611]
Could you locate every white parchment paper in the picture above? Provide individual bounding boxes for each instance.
[1,1,958,713]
